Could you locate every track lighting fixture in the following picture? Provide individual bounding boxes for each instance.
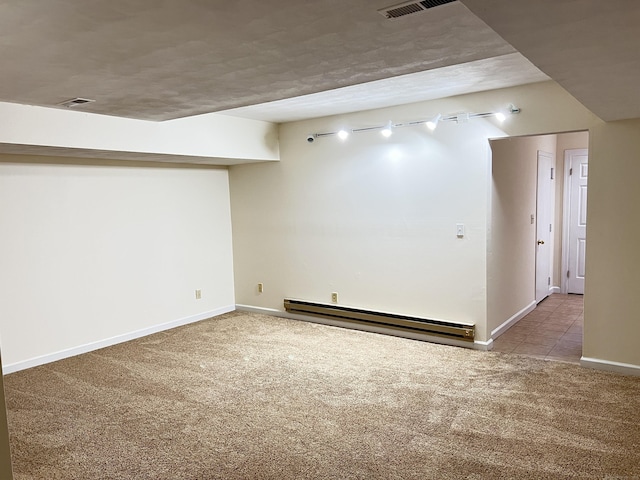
[381,121,393,138]
[306,104,520,142]
[425,113,441,131]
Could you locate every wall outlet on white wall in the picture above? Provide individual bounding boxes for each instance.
[331,292,338,303]
[195,289,202,299]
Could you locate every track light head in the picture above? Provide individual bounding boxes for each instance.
[426,114,442,131]
[381,121,393,138]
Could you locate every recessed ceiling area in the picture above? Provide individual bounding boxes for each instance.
[217,53,548,123]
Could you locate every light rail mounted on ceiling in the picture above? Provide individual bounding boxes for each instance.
[306,104,521,143]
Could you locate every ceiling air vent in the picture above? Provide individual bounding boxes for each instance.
[379,0,457,19]
[57,97,95,108]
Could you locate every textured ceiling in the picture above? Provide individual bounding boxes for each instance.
[0,0,636,129]
[0,0,522,122]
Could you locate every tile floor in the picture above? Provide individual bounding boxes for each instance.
[492,293,583,363]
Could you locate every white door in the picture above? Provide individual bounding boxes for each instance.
[564,149,589,294]
[535,151,554,303]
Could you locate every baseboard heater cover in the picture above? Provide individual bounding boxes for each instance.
[283,299,474,342]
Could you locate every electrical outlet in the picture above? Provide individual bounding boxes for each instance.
[258,283,264,293]
[195,289,202,299]
[331,292,338,303]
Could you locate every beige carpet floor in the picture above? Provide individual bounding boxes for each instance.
[4,311,640,479]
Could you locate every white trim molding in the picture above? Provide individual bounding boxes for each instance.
[236,304,489,351]
[474,339,494,351]
[561,150,572,294]
[2,305,235,374]
[490,301,536,340]
[580,357,640,377]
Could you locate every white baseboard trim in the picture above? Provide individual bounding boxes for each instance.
[2,305,235,375]
[236,304,285,317]
[550,286,561,294]
[236,304,488,351]
[580,357,640,377]
[474,339,494,351]
[490,301,536,340]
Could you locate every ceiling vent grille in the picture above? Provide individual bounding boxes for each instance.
[57,98,95,108]
[379,0,457,19]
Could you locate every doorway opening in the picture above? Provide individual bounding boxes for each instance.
[489,130,589,362]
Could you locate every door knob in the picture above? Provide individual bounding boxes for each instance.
[537,240,545,245]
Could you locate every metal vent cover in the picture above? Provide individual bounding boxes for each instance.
[379,0,457,19]
[57,97,95,108]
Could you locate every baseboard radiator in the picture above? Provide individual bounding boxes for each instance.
[283,299,474,342]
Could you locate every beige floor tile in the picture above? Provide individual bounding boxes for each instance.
[567,322,584,335]
[521,316,550,325]
[544,317,577,326]
[518,317,546,327]
[522,333,560,347]
[492,339,521,353]
[506,326,538,338]
[524,309,552,317]
[496,294,584,364]
[541,323,571,334]
[534,305,558,313]
[549,343,582,357]
[546,311,580,319]
[554,308,583,315]
[560,332,582,343]
[530,327,565,338]
[499,330,529,343]
[540,298,564,305]
[555,337,582,348]
[513,342,554,356]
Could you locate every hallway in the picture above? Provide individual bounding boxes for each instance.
[492,294,583,363]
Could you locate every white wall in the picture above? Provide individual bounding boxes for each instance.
[232,117,499,341]
[229,82,598,344]
[0,157,235,370]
